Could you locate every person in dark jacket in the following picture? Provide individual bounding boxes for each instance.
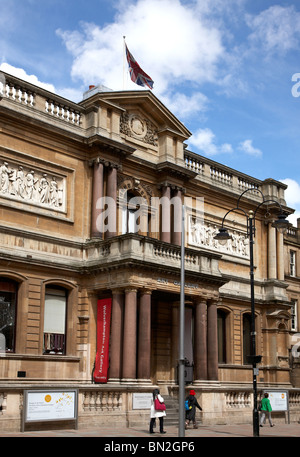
[185,389,202,429]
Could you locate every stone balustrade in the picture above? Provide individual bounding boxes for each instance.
[85,234,222,280]
[184,150,285,204]
[1,386,300,431]
[0,72,82,128]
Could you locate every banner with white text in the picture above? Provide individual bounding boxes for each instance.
[94,298,112,383]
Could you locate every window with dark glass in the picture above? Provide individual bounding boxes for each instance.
[217,310,227,363]
[0,279,17,353]
[43,287,67,354]
[243,313,252,365]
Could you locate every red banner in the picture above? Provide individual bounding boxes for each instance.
[94,298,112,383]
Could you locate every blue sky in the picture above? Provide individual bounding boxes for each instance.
[1,0,300,224]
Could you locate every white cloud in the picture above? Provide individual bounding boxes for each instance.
[238,139,262,157]
[246,5,300,55]
[0,63,56,93]
[280,178,300,227]
[56,0,225,95]
[188,128,233,156]
[160,92,209,120]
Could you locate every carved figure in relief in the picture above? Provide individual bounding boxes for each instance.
[0,160,64,210]
[50,177,59,206]
[189,217,249,258]
[39,173,50,204]
[25,170,38,200]
[0,162,10,193]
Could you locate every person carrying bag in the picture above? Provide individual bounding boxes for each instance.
[149,388,166,434]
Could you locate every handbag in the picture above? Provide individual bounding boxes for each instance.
[154,397,166,411]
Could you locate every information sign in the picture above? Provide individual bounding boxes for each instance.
[265,391,288,412]
[132,393,152,409]
[22,389,78,431]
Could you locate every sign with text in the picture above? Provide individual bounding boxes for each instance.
[23,390,78,425]
[132,393,152,409]
[265,391,288,412]
[94,298,112,383]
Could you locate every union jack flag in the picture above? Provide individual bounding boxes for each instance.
[125,43,154,90]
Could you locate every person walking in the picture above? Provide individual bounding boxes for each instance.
[149,389,166,434]
[259,393,274,427]
[185,389,202,429]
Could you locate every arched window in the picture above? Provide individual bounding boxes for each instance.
[121,191,148,235]
[217,310,227,363]
[43,286,67,355]
[0,278,17,353]
[243,313,252,365]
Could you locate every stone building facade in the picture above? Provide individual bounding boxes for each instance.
[0,72,299,431]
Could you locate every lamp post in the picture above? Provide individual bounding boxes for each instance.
[178,204,185,437]
[214,189,289,437]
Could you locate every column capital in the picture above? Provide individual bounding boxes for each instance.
[111,288,125,295]
[140,288,153,295]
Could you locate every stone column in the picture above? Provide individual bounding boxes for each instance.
[106,165,117,238]
[122,288,137,381]
[277,231,284,280]
[207,299,218,380]
[137,290,152,381]
[109,289,124,381]
[91,160,104,237]
[161,185,171,243]
[194,298,208,380]
[268,223,277,279]
[172,188,182,246]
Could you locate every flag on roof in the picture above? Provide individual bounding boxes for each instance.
[125,43,154,90]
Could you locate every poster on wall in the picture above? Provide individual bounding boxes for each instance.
[22,389,78,431]
[25,390,77,422]
[94,298,112,383]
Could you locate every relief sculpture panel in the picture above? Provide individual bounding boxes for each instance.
[0,158,65,212]
[189,216,250,259]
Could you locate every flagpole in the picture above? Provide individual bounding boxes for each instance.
[123,36,126,90]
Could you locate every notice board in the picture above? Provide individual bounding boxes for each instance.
[22,389,78,431]
[264,390,289,423]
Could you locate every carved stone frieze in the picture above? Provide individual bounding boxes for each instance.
[120,112,158,146]
[0,159,65,212]
[189,216,250,259]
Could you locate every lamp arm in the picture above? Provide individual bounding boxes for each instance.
[252,198,285,219]
[220,206,248,228]
[236,188,265,208]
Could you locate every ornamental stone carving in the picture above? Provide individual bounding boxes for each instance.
[0,159,65,211]
[120,112,158,146]
[189,216,250,259]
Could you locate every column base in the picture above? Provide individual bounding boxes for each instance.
[136,378,153,385]
[193,380,221,388]
[121,378,139,384]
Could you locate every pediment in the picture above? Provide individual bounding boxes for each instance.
[90,90,191,141]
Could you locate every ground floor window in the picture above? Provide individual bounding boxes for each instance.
[43,287,67,354]
[0,279,17,353]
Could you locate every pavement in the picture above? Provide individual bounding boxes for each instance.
[1,422,300,438]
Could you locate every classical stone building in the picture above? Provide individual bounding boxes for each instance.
[0,72,299,431]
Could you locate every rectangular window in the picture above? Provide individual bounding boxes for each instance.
[43,288,66,354]
[290,251,296,277]
[0,280,17,353]
[291,299,298,332]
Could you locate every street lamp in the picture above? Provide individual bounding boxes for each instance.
[214,189,289,437]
